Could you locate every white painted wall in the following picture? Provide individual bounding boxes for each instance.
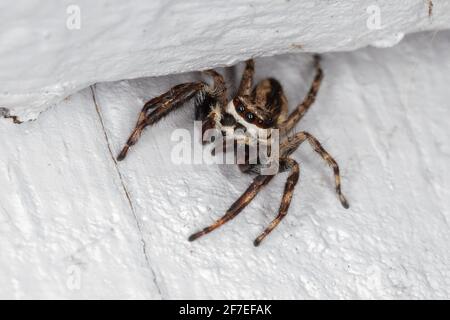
[0,0,448,121]
[1,30,449,299]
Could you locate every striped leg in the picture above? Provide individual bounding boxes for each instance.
[118,69,228,161]
[280,131,349,209]
[203,69,228,106]
[237,59,255,96]
[197,69,228,122]
[254,158,299,246]
[188,174,274,242]
[117,82,207,161]
[280,55,323,135]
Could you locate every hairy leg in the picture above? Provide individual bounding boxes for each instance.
[237,59,255,96]
[198,70,228,142]
[188,174,274,242]
[196,70,227,121]
[118,70,227,161]
[280,55,323,135]
[203,69,227,106]
[117,82,206,161]
[280,131,349,208]
[254,158,299,246]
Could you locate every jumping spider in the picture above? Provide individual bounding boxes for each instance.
[117,55,349,246]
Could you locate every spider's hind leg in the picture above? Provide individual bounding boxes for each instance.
[280,131,349,209]
[188,173,274,242]
[254,158,299,246]
[238,59,255,96]
[280,55,323,135]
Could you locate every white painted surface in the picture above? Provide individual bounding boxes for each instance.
[1,31,449,299]
[1,0,448,121]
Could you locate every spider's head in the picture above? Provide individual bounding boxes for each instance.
[226,96,275,131]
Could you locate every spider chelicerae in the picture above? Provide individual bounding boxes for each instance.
[117,55,349,246]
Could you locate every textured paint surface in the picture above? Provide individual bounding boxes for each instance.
[1,0,449,121]
[0,31,449,298]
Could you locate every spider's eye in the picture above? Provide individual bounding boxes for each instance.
[245,112,255,122]
[233,98,245,113]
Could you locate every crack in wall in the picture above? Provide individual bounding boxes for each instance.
[90,85,163,298]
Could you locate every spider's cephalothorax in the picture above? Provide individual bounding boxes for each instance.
[117,55,349,246]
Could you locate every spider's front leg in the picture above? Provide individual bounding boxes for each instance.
[117,70,227,161]
[117,82,203,160]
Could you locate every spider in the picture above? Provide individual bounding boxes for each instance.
[117,55,349,246]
